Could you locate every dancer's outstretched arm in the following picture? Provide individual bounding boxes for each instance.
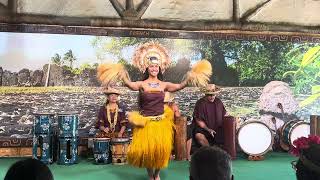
[122,74,143,91]
[164,79,189,92]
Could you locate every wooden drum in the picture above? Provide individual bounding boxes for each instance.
[110,137,130,165]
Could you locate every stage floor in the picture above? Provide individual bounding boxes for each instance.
[0,152,296,180]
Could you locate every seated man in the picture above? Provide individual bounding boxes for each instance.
[190,146,233,180]
[192,84,228,148]
[4,158,54,180]
[95,88,128,138]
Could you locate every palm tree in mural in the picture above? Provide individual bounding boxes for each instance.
[51,53,62,66]
[63,50,76,69]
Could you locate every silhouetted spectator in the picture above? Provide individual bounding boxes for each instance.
[4,158,54,180]
[190,146,233,180]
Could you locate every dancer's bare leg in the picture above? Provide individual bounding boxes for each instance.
[154,169,161,180]
[147,168,154,180]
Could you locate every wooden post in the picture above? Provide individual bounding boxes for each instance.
[310,115,320,136]
[174,116,187,161]
[223,116,236,159]
[45,63,51,87]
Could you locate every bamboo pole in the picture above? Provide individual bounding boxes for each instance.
[45,64,51,87]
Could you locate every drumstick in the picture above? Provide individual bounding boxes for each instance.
[277,103,286,121]
[271,117,277,131]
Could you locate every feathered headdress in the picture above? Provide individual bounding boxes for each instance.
[132,42,171,73]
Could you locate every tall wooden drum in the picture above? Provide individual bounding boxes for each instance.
[174,116,187,161]
[111,137,130,165]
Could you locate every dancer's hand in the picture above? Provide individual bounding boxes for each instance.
[120,71,130,82]
[117,132,123,138]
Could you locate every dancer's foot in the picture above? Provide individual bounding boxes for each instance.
[154,175,160,180]
[149,177,154,180]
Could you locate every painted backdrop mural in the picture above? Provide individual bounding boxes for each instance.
[0,32,319,138]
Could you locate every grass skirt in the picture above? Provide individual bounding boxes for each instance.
[127,105,174,169]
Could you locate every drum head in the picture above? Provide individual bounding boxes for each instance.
[290,123,310,146]
[238,121,273,156]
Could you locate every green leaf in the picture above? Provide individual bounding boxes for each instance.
[312,85,320,94]
[282,70,297,78]
[301,46,320,67]
[300,93,320,107]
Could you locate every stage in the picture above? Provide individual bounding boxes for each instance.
[0,152,296,180]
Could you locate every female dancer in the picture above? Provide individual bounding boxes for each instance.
[97,42,211,180]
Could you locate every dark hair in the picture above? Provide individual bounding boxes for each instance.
[142,67,163,81]
[4,158,54,180]
[296,144,320,180]
[190,146,232,180]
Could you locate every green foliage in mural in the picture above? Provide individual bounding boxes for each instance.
[283,45,320,106]
[91,37,297,87]
[196,40,294,86]
[235,41,294,86]
[71,63,96,75]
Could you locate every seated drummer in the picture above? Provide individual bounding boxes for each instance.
[95,87,128,138]
[192,84,228,149]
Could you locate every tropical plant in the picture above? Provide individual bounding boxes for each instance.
[283,45,320,107]
[51,53,62,65]
[71,63,95,75]
[63,50,77,69]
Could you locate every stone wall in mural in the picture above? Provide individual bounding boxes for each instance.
[0,64,99,87]
[0,87,318,138]
[0,32,319,138]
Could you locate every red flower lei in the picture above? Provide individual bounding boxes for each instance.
[290,135,320,157]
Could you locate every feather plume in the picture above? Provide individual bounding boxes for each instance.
[97,63,128,86]
[187,60,212,87]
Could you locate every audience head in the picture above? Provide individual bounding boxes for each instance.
[190,146,233,180]
[4,158,54,180]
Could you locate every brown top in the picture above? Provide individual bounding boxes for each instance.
[139,91,165,116]
[193,97,226,131]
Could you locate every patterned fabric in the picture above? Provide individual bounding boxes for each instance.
[0,136,33,147]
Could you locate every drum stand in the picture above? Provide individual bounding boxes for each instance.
[248,155,264,161]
